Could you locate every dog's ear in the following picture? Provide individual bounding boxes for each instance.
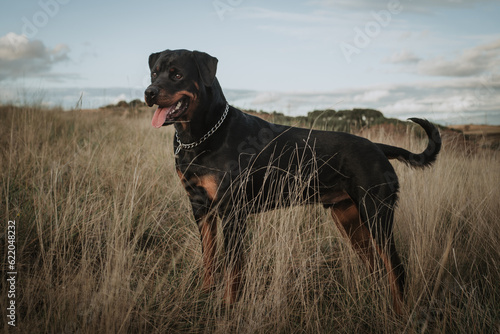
[193,51,218,87]
[148,52,162,70]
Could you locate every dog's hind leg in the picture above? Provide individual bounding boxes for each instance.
[373,233,405,314]
[357,191,405,315]
[329,195,404,314]
[330,198,376,271]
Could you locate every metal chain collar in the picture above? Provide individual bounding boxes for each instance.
[175,103,229,155]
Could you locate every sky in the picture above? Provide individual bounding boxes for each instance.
[0,0,499,125]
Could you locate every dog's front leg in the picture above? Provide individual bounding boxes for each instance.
[197,213,218,291]
[222,217,246,304]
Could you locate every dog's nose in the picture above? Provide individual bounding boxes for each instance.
[144,86,159,107]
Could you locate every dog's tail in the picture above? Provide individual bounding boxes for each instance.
[376,118,442,168]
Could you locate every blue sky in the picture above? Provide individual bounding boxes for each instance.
[1,0,499,124]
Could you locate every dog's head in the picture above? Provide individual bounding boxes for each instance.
[144,49,218,128]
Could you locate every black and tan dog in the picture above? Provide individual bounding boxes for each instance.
[144,49,441,313]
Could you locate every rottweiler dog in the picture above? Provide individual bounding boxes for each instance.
[144,49,441,314]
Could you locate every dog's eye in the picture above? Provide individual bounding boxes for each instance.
[151,72,158,79]
[174,73,183,80]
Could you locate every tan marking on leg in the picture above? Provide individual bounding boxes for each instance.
[223,257,243,305]
[177,169,193,197]
[331,202,375,270]
[330,198,404,314]
[196,174,218,201]
[199,214,217,291]
[374,244,404,315]
[176,169,185,181]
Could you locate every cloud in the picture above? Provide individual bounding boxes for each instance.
[353,89,390,102]
[418,39,500,77]
[375,77,500,124]
[231,76,500,124]
[251,91,283,105]
[311,0,495,13]
[388,39,500,77]
[0,32,70,81]
[1,78,497,124]
[385,50,421,64]
[112,93,128,104]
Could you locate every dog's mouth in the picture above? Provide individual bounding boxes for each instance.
[151,97,190,128]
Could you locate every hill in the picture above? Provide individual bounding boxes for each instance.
[99,99,500,150]
[100,99,407,131]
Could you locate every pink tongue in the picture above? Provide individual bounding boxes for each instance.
[151,107,169,128]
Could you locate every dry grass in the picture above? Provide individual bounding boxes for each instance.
[1,105,499,333]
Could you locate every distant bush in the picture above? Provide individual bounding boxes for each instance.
[243,107,400,132]
[101,99,147,110]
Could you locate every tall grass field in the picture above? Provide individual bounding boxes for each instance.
[1,105,499,333]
